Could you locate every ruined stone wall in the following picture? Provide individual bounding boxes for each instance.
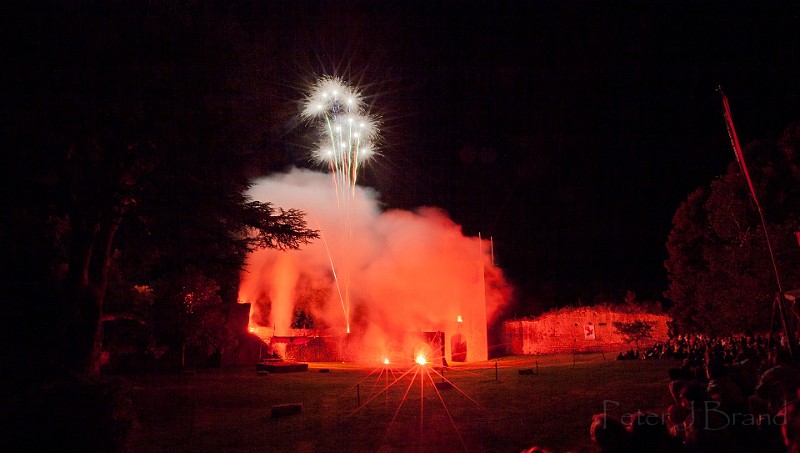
[504,306,671,355]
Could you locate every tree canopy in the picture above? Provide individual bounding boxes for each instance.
[2,3,318,377]
[612,320,654,351]
[665,122,800,335]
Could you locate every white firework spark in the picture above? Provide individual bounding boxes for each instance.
[302,76,381,334]
[303,76,379,190]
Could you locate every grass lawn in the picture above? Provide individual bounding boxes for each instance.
[124,354,679,452]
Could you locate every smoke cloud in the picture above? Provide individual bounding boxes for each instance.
[239,167,512,362]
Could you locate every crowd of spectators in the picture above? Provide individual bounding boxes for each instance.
[640,334,773,363]
[591,333,800,452]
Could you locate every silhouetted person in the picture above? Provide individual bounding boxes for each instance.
[781,399,800,453]
[627,411,682,452]
[520,446,553,453]
[590,413,631,452]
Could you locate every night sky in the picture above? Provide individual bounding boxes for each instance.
[280,2,800,310]
[7,2,800,313]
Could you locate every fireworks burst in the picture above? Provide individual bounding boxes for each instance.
[302,76,380,333]
[302,76,379,191]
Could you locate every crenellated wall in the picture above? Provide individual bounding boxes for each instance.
[504,306,670,355]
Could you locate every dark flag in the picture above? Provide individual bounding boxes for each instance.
[719,88,760,205]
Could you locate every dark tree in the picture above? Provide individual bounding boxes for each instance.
[612,320,654,351]
[2,3,317,377]
[149,267,236,369]
[665,123,800,335]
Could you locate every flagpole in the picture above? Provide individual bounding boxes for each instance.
[718,87,784,294]
[718,86,792,354]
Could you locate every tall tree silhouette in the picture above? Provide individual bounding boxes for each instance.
[665,123,800,334]
[3,3,317,376]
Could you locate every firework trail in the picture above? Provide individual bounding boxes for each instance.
[302,76,379,334]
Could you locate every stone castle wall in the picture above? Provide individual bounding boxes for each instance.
[504,306,670,355]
